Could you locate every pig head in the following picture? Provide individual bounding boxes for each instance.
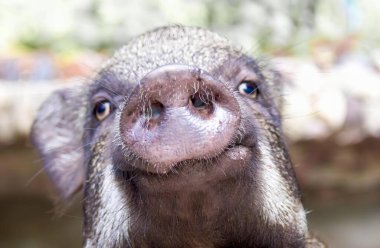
[32,26,310,248]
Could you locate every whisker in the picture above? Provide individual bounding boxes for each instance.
[25,167,45,186]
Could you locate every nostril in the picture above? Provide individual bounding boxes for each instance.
[190,93,214,116]
[191,93,210,109]
[143,101,165,120]
[151,102,164,119]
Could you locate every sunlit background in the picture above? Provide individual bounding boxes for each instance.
[0,0,380,247]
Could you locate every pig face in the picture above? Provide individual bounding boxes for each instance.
[32,26,307,247]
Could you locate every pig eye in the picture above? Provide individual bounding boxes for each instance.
[238,81,259,98]
[94,100,112,121]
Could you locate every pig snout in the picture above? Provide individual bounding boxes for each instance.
[119,65,241,173]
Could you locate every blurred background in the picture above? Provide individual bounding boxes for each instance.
[0,0,379,247]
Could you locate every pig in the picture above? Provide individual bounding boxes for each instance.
[32,26,324,247]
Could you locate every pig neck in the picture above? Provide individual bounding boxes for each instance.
[124,160,257,245]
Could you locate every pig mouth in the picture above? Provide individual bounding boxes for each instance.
[121,133,255,175]
[115,141,255,198]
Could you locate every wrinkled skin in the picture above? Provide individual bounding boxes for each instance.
[32,26,324,248]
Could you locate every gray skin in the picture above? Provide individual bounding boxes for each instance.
[31,26,324,248]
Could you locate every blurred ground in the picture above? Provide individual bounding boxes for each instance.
[1,0,380,247]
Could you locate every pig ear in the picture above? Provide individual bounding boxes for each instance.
[31,86,87,200]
